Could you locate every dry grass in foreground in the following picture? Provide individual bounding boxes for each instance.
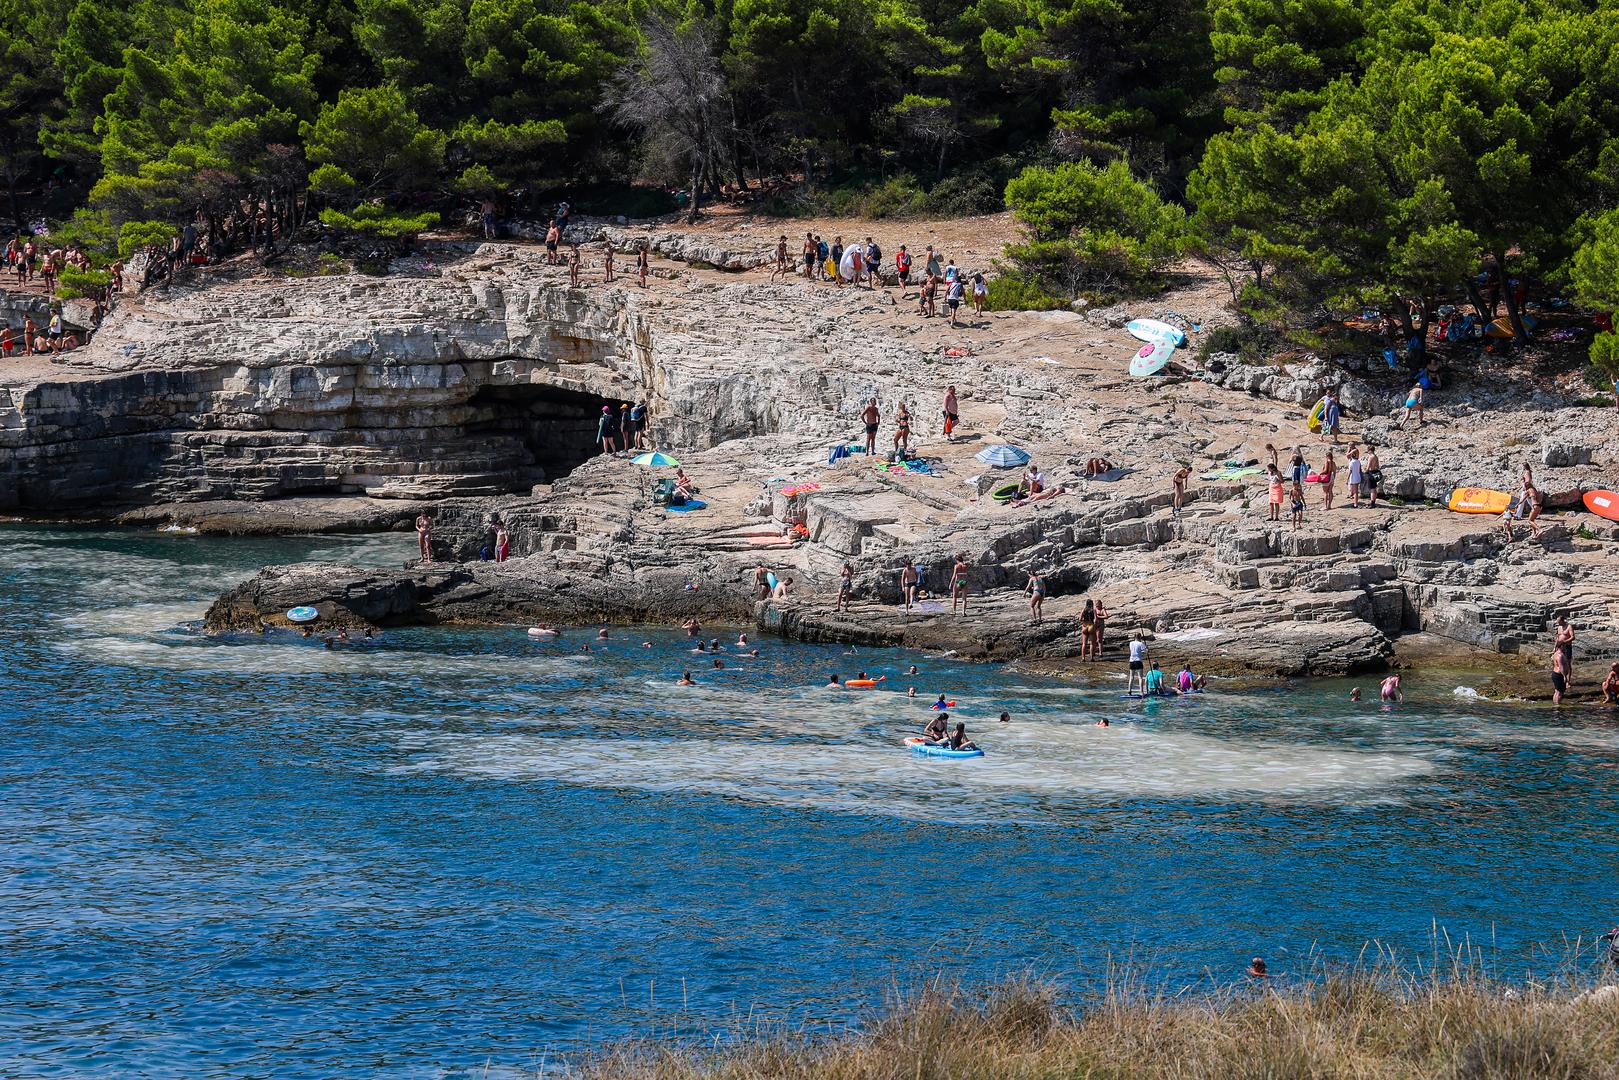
[584,958,1619,1079]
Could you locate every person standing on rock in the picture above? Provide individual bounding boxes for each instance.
[628,399,649,449]
[1126,632,1148,695]
[942,385,959,441]
[1290,480,1305,529]
[545,220,560,263]
[1025,570,1046,623]
[1319,450,1337,511]
[1346,444,1363,507]
[864,237,881,289]
[802,233,816,279]
[971,273,988,318]
[1289,448,1307,490]
[494,521,510,563]
[836,562,854,611]
[596,405,620,455]
[603,242,615,283]
[861,398,881,454]
[925,245,941,281]
[568,245,581,288]
[896,245,912,290]
[415,510,434,562]
[638,245,650,288]
[900,562,919,613]
[754,565,771,601]
[1396,383,1424,428]
[1323,389,1343,443]
[772,235,789,282]
[1266,463,1284,521]
[1081,599,1097,659]
[950,553,971,615]
[1171,467,1190,517]
[1094,598,1110,656]
[945,276,966,327]
[1554,615,1575,692]
[1364,443,1382,507]
[894,401,912,454]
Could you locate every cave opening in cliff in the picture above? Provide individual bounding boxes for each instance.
[466,382,625,484]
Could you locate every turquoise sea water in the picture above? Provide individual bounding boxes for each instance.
[4,527,1619,1077]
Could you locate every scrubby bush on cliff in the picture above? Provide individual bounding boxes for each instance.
[1003,160,1187,302]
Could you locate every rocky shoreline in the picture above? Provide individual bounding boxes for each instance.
[5,218,1616,698]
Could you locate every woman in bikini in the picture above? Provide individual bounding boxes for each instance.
[1080,599,1096,660]
[893,401,912,453]
[950,554,970,615]
[1093,599,1109,657]
[1026,570,1046,623]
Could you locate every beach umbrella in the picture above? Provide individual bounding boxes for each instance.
[976,445,1030,468]
[632,451,681,467]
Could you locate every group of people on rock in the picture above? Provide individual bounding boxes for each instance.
[772,234,987,326]
[595,399,653,455]
[1260,440,1385,527]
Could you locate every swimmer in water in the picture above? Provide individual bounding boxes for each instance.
[1096,717,1110,727]
[1349,687,1362,702]
[338,628,349,642]
[907,686,917,698]
[999,712,1011,723]
[907,665,919,675]
[747,648,761,658]
[857,670,869,680]
[737,634,749,648]
[302,625,314,638]
[323,636,335,649]
[712,658,724,669]
[598,628,610,640]
[1380,674,1402,702]
[681,618,701,637]
[708,638,719,651]
[932,694,949,710]
[677,671,696,685]
[581,644,591,652]
[642,641,653,648]
[827,674,842,687]
[693,641,707,653]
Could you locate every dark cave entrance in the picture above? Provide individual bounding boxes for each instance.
[466,382,625,484]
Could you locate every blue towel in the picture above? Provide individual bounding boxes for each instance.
[828,444,850,465]
[665,500,707,513]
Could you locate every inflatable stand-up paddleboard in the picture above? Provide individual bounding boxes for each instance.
[1583,490,1619,521]
[1126,319,1186,347]
[903,736,984,759]
[1307,397,1326,433]
[1129,339,1175,377]
[1448,487,1513,514]
[287,606,319,623]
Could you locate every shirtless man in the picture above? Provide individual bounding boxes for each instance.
[942,385,959,441]
[415,511,434,562]
[770,235,790,282]
[1602,661,1619,704]
[899,562,919,613]
[861,398,880,454]
[950,553,970,615]
[1171,467,1190,517]
[753,565,771,601]
[836,562,853,612]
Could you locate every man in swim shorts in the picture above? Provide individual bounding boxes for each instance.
[900,562,919,613]
[861,398,880,454]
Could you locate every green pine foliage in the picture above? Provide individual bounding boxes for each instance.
[2,0,1615,320]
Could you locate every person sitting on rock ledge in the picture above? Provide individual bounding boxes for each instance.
[771,575,794,601]
[1603,662,1619,704]
[1085,458,1113,478]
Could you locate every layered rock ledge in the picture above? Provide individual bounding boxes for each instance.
[5,215,1614,684]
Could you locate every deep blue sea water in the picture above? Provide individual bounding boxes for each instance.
[4,526,1619,1077]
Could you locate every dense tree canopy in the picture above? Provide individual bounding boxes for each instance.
[4,0,1616,360]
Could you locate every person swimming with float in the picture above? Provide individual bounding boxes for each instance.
[931,693,950,710]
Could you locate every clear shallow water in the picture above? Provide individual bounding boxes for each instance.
[4,526,1619,1076]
